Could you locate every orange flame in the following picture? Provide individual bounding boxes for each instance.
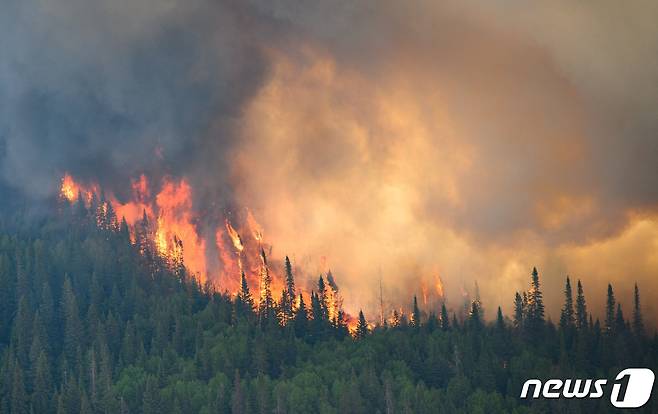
[154,178,207,278]
[246,209,263,242]
[60,173,96,204]
[59,172,362,329]
[435,274,444,298]
[225,219,245,252]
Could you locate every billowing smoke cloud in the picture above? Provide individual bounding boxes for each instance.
[0,0,268,200]
[1,0,657,321]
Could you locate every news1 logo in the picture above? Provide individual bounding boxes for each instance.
[520,368,655,408]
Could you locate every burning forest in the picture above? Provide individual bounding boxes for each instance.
[58,172,366,330]
[1,0,657,411]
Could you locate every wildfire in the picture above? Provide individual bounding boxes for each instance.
[246,209,263,242]
[435,275,444,298]
[58,172,291,299]
[154,178,207,277]
[58,172,442,332]
[60,174,78,201]
[225,219,245,252]
[60,173,96,204]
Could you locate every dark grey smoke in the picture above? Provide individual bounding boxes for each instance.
[0,0,269,201]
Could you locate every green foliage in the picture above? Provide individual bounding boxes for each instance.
[0,207,655,413]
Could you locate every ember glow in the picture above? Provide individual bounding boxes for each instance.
[59,172,356,324]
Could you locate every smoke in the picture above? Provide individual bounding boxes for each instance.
[1,0,657,320]
[0,0,267,200]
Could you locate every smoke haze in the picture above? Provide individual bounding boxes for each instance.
[1,0,657,321]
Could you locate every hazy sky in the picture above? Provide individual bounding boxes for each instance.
[1,0,657,321]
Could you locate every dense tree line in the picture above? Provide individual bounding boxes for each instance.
[0,200,656,413]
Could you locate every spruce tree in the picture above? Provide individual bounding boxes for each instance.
[513,292,524,330]
[559,276,575,331]
[632,283,644,337]
[293,293,308,338]
[615,304,626,334]
[468,301,482,330]
[11,362,28,414]
[237,270,254,313]
[440,302,450,331]
[39,281,55,346]
[277,289,291,326]
[231,371,244,414]
[142,376,160,414]
[525,267,545,336]
[310,291,326,340]
[452,313,459,330]
[31,351,52,414]
[11,297,32,369]
[356,310,369,339]
[496,306,505,331]
[15,256,31,308]
[62,276,82,364]
[284,256,295,317]
[605,283,616,334]
[411,296,421,328]
[575,280,588,330]
[473,281,483,319]
[257,249,274,323]
[317,275,329,320]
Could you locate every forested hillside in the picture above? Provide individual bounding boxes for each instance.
[0,203,656,413]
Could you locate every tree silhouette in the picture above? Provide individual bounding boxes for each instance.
[356,310,369,339]
[605,283,616,334]
[559,276,575,331]
[633,283,645,337]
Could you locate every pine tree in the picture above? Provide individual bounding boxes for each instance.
[275,288,289,326]
[356,310,369,339]
[29,310,48,372]
[513,292,524,330]
[575,280,588,330]
[293,293,308,338]
[310,291,326,340]
[605,283,616,334]
[258,249,274,323]
[231,371,244,414]
[317,275,329,320]
[473,281,483,319]
[615,304,626,334]
[15,255,31,308]
[452,313,459,330]
[390,310,401,328]
[632,283,645,338]
[11,362,28,414]
[496,306,505,331]
[334,310,349,339]
[525,267,545,336]
[88,348,98,406]
[11,297,32,369]
[284,256,295,318]
[237,271,254,314]
[468,301,482,330]
[62,276,82,364]
[411,296,421,328]
[39,281,55,346]
[31,351,52,414]
[559,276,575,331]
[142,376,160,414]
[119,217,131,243]
[136,209,152,257]
[440,302,450,331]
